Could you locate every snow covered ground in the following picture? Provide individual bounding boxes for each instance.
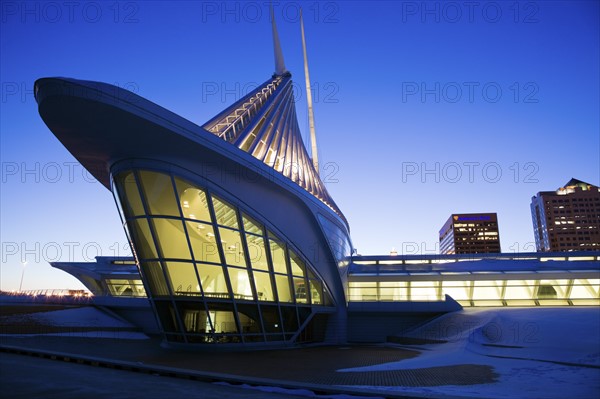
[32,307,135,328]
[1,306,149,339]
[339,307,600,398]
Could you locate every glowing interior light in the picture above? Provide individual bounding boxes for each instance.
[182,201,189,208]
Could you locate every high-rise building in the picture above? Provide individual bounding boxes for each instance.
[439,213,501,254]
[531,178,600,252]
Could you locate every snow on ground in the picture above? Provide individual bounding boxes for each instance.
[1,306,149,339]
[32,306,135,328]
[339,308,600,399]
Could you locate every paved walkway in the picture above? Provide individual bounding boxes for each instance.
[0,336,497,392]
[0,351,311,399]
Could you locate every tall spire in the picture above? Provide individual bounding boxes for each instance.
[300,8,319,174]
[271,6,287,76]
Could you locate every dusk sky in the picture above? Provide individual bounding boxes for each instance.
[1,1,598,291]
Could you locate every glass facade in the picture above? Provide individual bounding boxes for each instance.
[105,279,147,297]
[348,278,600,306]
[112,169,333,345]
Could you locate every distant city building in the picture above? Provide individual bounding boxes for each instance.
[531,178,600,252]
[439,213,501,254]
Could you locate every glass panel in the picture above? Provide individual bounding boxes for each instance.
[379,281,408,301]
[280,306,299,333]
[237,304,262,334]
[175,178,211,222]
[212,196,239,228]
[293,277,308,304]
[288,249,306,277]
[177,303,210,333]
[140,262,169,297]
[348,282,377,301]
[139,262,169,296]
[297,307,311,326]
[138,171,179,216]
[242,213,263,235]
[253,271,274,301]
[219,228,246,267]
[306,268,318,281]
[537,280,570,299]
[227,267,254,300]
[260,305,282,333]
[186,221,221,263]
[106,279,146,297]
[246,234,269,271]
[115,171,144,216]
[129,218,158,259]
[164,261,201,296]
[206,303,238,336]
[505,280,535,300]
[571,279,599,299]
[196,263,229,299]
[473,280,503,300]
[410,281,440,301]
[154,301,180,332]
[309,279,323,305]
[441,281,471,300]
[269,238,287,274]
[152,218,192,260]
[275,274,292,303]
[209,311,238,334]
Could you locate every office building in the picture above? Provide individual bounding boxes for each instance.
[439,213,501,254]
[531,178,600,252]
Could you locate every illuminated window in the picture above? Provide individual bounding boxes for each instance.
[274,274,292,303]
[253,271,274,301]
[186,221,221,263]
[219,227,246,267]
[196,263,228,298]
[242,213,263,235]
[212,196,239,228]
[112,168,333,345]
[227,266,253,300]
[175,178,211,222]
[139,262,169,296]
[164,262,201,296]
[246,234,269,271]
[129,218,158,259]
[268,236,288,274]
[152,218,191,260]
[138,171,179,216]
[115,171,144,216]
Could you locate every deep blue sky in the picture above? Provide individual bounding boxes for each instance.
[1,1,599,291]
